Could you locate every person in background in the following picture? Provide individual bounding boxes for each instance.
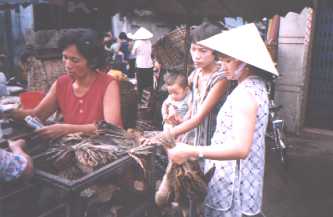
[0,139,33,182]
[161,70,192,134]
[127,34,136,79]
[169,22,230,147]
[129,27,154,103]
[9,29,123,139]
[168,23,278,217]
[103,31,114,52]
[110,32,129,76]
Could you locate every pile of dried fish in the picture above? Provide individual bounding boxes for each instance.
[42,121,142,179]
[129,132,215,217]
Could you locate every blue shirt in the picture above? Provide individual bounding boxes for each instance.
[0,149,27,182]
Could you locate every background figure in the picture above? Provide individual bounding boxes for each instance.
[127,36,136,79]
[129,27,154,103]
[117,32,130,76]
[103,31,116,70]
[161,70,192,134]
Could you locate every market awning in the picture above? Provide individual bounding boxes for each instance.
[105,0,315,22]
[0,0,315,21]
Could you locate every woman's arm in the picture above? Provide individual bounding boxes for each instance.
[103,79,123,128]
[170,79,229,137]
[161,97,170,121]
[10,81,58,122]
[168,91,258,164]
[36,123,96,139]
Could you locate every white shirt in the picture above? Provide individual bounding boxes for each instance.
[132,40,153,68]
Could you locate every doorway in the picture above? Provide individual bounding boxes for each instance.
[305,0,333,130]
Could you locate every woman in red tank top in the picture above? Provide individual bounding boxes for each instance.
[10,29,123,139]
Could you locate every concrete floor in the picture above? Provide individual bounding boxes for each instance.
[263,133,333,217]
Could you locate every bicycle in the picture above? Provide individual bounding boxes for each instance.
[266,79,289,167]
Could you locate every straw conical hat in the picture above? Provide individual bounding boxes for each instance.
[198,23,278,76]
[128,27,153,40]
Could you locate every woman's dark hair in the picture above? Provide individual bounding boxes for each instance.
[190,22,224,44]
[190,22,225,59]
[118,32,128,40]
[58,29,105,70]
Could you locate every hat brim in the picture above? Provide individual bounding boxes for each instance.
[129,27,154,40]
[199,23,279,76]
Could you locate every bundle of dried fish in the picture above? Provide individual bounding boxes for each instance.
[42,121,143,179]
[130,132,215,217]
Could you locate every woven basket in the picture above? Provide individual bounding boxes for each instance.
[24,56,64,93]
[153,26,193,70]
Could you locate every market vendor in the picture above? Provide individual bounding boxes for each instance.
[168,23,277,217]
[0,139,33,182]
[9,29,123,139]
[168,22,230,147]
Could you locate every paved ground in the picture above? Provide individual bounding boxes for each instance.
[263,132,333,217]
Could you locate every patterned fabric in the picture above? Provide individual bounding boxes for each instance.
[182,64,227,146]
[0,149,27,182]
[204,75,269,216]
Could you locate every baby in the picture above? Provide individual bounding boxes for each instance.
[161,70,192,132]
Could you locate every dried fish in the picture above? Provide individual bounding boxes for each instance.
[129,131,215,217]
[41,121,142,180]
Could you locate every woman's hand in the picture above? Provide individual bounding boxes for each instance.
[36,124,69,139]
[165,113,182,125]
[168,143,197,164]
[8,139,26,153]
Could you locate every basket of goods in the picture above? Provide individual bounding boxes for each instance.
[153,26,194,70]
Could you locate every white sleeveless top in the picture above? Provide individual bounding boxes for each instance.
[204,75,269,215]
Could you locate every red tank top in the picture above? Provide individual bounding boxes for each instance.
[56,72,114,124]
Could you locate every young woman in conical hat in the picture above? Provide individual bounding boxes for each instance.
[168,23,278,217]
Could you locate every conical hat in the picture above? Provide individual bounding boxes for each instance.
[126,33,133,39]
[128,27,153,40]
[198,23,278,76]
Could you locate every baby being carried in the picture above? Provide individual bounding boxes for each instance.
[161,70,192,132]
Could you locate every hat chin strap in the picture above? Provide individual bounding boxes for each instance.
[232,62,247,80]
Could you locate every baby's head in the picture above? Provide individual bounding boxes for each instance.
[164,69,189,102]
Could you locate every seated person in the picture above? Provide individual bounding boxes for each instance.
[0,139,33,182]
[9,29,123,139]
[161,71,192,132]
